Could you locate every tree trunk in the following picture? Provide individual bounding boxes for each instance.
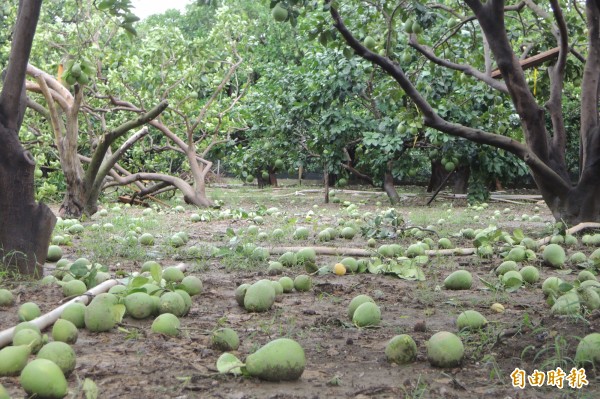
[0,0,56,276]
[383,162,400,204]
[323,166,329,204]
[452,164,470,194]
[427,160,446,193]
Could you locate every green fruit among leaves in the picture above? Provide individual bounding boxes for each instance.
[20,359,68,399]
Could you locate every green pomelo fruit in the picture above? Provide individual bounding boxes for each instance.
[367,238,377,248]
[162,266,185,283]
[20,358,68,399]
[406,244,425,257]
[13,321,41,335]
[211,327,240,351]
[278,251,297,266]
[159,292,186,317]
[352,302,381,327]
[84,294,118,332]
[141,260,161,272]
[551,291,580,315]
[271,281,284,298]
[138,233,155,246]
[0,289,14,306]
[278,276,294,293]
[444,270,473,290]
[37,341,76,376]
[519,266,540,284]
[506,246,526,262]
[378,245,394,258]
[550,235,564,244]
[347,294,375,319]
[364,35,376,50]
[456,310,487,330]
[476,245,493,258]
[60,302,86,328]
[151,313,180,337]
[542,244,566,268]
[244,280,276,312]
[293,227,309,240]
[181,275,203,296]
[62,279,87,297]
[235,283,250,307]
[438,238,453,249]
[108,285,127,295]
[251,247,270,261]
[47,245,63,262]
[496,260,519,276]
[296,248,317,272]
[67,224,84,234]
[272,229,285,239]
[578,270,597,282]
[272,4,288,22]
[13,329,42,354]
[340,257,358,273]
[317,230,331,242]
[124,292,155,319]
[578,287,600,310]
[575,333,600,367]
[52,319,78,344]
[0,383,9,399]
[570,252,588,264]
[0,345,30,376]
[247,225,259,235]
[18,302,41,322]
[40,275,58,285]
[385,334,417,364]
[461,228,475,239]
[427,331,464,368]
[340,227,356,239]
[542,276,564,297]
[245,338,305,381]
[267,261,284,276]
[169,235,185,247]
[520,237,538,250]
[564,235,578,246]
[293,275,312,292]
[175,289,192,316]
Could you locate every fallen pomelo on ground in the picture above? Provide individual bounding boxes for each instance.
[20,358,68,399]
[211,327,240,351]
[385,334,417,364]
[245,338,305,381]
[37,341,77,376]
[427,331,464,368]
[151,313,180,337]
[0,344,30,376]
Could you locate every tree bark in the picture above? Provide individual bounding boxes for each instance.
[0,0,56,276]
[383,161,400,204]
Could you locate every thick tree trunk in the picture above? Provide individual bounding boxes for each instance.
[427,160,446,193]
[383,162,400,204]
[0,0,55,276]
[0,134,56,276]
[324,167,330,204]
[453,164,470,194]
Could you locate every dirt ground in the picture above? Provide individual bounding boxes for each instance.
[1,186,599,399]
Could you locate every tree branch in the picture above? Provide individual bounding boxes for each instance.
[328,3,571,198]
[408,35,509,94]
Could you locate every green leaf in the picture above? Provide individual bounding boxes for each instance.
[503,276,522,292]
[112,304,126,323]
[216,353,244,375]
[513,228,525,241]
[83,378,99,399]
[150,263,162,283]
[131,275,149,288]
